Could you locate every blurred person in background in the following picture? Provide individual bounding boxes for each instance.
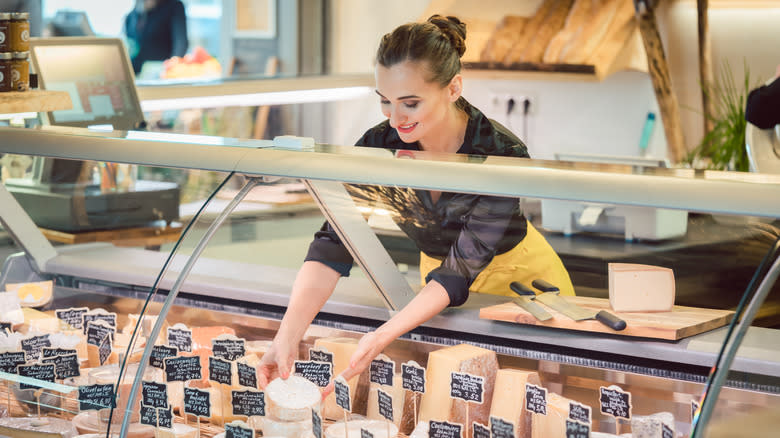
[745,64,780,130]
[123,0,188,74]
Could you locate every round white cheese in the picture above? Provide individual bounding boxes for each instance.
[266,375,322,421]
[325,419,399,438]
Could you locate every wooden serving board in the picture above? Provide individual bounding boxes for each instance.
[479,296,734,340]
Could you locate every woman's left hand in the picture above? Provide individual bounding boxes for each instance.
[321,330,387,398]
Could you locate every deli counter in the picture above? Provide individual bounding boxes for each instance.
[0,125,779,438]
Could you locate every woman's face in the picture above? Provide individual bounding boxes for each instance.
[375,60,460,145]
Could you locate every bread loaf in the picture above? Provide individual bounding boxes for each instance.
[502,0,557,65]
[586,0,637,71]
[560,0,622,64]
[480,16,527,63]
[514,0,575,63]
[543,0,594,63]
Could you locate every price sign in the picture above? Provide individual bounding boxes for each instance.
[450,372,484,404]
[369,356,395,386]
[149,345,178,369]
[662,424,674,438]
[166,326,193,353]
[565,420,589,438]
[42,347,77,359]
[82,311,116,335]
[232,390,265,417]
[213,338,246,361]
[599,386,632,420]
[157,406,173,429]
[78,383,115,411]
[142,380,169,409]
[140,404,158,427]
[309,347,333,364]
[55,307,88,330]
[402,361,426,394]
[42,353,80,379]
[21,334,51,361]
[473,422,490,438]
[377,388,393,422]
[98,333,112,366]
[17,363,56,390]
[209,356,232,385]
[0,351,26,373]
[490,416,515,438]
[361,429,374,438]
[184,387,211,418]
[237,361,257,389]
[225,421,255,438]
[525,383,547,415]
[334,376,351,412]
[164,356,202,382]
[86,321,114,346]
[293,360,332,388]
[312,409,323,438]
[0,322,11,333]
[569,401,591,425]
[691,399,700,422]
[428,420,462,438]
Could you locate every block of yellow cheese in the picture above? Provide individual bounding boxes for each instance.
[489,368,541,438]
[366,372,421,435]
[313,337,363,420]
[418,344,498,438]
[608,263,675,312]
[531,391,575,438]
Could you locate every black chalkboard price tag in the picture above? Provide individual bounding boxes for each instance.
[309,347,333,364]
[293,360,332,388]
[212,337,246,361]
[166,325,193,353]
[599,386,632,420]
[97,333,112,366]
[377,388,393,422]
[473,422,490,438]
[450,372,484,404]
[42,353,80,379]
[0,351,26,373]
[17,363,56,391]
[369,356,395,387]
[86,321,114,346]
[662,423,674,438]
[140,404,158,427]
[0,322,12,334]
[149,345,178,369]
[360,428,374,438]
[334,376,351,412]
[82,311,116,335]
[231,389,265,417]
[209,356,232,385]
[78,383,115,411]
[184,387,211,418]
[42,347,78,359]
[428,420,462,438]
[565,419,589,438]
[237,361,257,389]
[21,334,51,361]
[691,399,700,422]
[401,361,426,394]
[157,405,173,429]
[490,416,515,438]
[142,380,169,409]
[312,409,323,438]
[525,383,547,415]
[568,401,591,425]
[55,307,88,330]
[225,421,255,438]
[164,356,202,382]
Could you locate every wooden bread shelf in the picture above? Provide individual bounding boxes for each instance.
[0,90,73,114]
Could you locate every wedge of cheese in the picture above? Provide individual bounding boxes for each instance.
[489,368,541,438]
[6,280,53,308]
[630,411,675,438]
[531,392,575,438]
[608,263,675,312]
[418,344,498,438]
[0,416,78,438]
[156,423,198,438]
[366,372,421,435]
[266,375,322,422]
[21,308,62,333]
[313,337,364,420]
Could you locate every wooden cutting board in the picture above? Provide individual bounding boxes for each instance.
[479,296,734,340]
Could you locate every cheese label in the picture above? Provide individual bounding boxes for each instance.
[42,347,77,359]
[370,354,395,386]
[209,356,233,385]
[294,360,332,387]
[164,356,202,382]
[691,399,700,422]
[565,419,589,438]
[82,311,116,335]
[55,307,89,329]
[402,360,426,394]
[157,405,173,429]
[489,416,515,438]
[167,325,192,353]
[140,404,158,427]
[42,352,80,379]
[237,361,258,388]
[97,333,112,366]
[149,345,178,369]
[428,420,462,438]
[213,337,246,361]
[377,387,393,422]
[568,401,591,424]
[309,346,333,364]
[184,387,211,418]
[141,380,169,409]
[78,383,115,411]
[86,320,114,346]
[231,389,265,417]
[599,386,632,420]
[525,383,547,415]
[0,322,12,333]
[662,424,674,438]
[334,375,352,412]
[361,428,374,438]
[0,351,25,373]
[473,422,490,438]
[21,334,51,361]
[450,371,484,404]
[17,362,56,390]
[312,408,323,438]
[225,421,255,438]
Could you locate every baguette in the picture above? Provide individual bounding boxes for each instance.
[543,0,594,63]
[479,16,527,63]
[517,0,575,63]
[560,0,620,64]
[502,0,558,65]
[587,6,637,75]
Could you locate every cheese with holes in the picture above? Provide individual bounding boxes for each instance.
[156,423,198,438]
[608,263,675,312]
[366,372,420,435]
[531,392,574,438]
[0,416,78,438]
[266,375,322,421]
[262,416,312,438]
[313,337,362,419]
[418,344,498,438]
[630,412,675,438]
[489,369,541,438]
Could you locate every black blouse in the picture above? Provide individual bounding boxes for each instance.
[305,98,530,306]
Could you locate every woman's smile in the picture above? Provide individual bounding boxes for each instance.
[397,122,418,134]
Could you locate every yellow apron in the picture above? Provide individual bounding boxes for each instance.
[419,221,575,297]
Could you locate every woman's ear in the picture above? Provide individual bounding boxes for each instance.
[448,74,463,103]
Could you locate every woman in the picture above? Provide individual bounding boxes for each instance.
[257,15,573,392]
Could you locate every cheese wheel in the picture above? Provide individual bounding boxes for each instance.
[324,419,398,438]
[266,375,322,421]
[608,263,675,312]
[262,416,313,438]
[0,416,79,438]
[489,368,541,438]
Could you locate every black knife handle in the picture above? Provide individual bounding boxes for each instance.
[595,310,627,331]
[531,279,560,293]
[510,282,536,296]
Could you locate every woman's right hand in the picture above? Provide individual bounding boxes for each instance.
[257,337,297,388]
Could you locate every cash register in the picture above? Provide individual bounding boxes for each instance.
[4,37,179,232]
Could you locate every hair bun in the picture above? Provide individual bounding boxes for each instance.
[427,14,467,58]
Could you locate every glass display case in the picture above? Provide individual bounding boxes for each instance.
[0,125,779,438]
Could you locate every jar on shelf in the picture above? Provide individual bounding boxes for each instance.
[10,51,28,91]
[8,12,29,52]
[0,13,11,52]
[0,52,11,92]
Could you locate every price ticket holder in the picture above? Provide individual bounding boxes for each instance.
[164,355,203,427]
[599,385,632,435]
[334,375,352,438]
[370,354,396,438]
[450,371,484,438]
[401,360,426,426]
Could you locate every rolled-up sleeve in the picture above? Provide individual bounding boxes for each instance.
[304,221,354,276]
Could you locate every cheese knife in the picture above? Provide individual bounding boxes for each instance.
[509,282,552,322]
[531,279,627,331]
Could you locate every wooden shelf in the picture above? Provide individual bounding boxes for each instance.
[0,90,72,114]
[463,62,601,82]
